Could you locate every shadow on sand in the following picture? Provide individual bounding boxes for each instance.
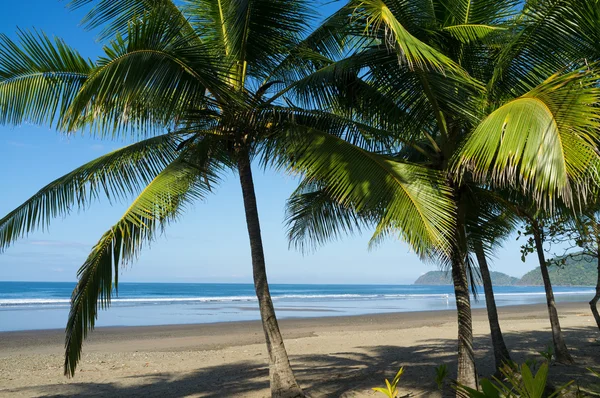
[7,327,600,397]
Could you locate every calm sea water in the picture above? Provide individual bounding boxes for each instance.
[0,282,594,332]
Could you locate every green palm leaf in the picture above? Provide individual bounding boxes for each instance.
[355,0,465,73]
[490,1,597,96]
[441,0,519,26]
[64,156,219,377]
[184,0,234,56]
[442,24,506,43]
[455,69,600,206]
[279,127,455,256]
[0,30,93,126]
[64,6,227,136]
[0,134,181,253]
[233,0,312,80]
[67,0,198,43]
[285,181,373,253]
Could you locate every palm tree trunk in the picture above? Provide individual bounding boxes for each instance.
[474,243,512,372]
[591,243,600,331]
[532,225,574,364]
[452,243,478,389]
[450,190,478,391]
[237,152,304,398]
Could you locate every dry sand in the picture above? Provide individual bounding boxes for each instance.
[1,302,599,397]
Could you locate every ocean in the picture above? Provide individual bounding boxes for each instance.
[0,282,595,332]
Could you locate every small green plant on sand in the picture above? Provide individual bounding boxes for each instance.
[456,362,573,398]
[435,364,448,390]
[587,368,600,395]
[373,367,404,398]
[539,344,554,363]
[524,358,541,373]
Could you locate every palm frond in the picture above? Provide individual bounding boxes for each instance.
[67,0,198,43]
[355,0,466,73]
[491,0,598,97]
[183,0,234,57]
[64,6,227,136]
[0,133,180,253]
[462,185,519,256]
[455,69,600,207]
[64,155,220,377]
[266,3,368,84]
[0,29,93,126]
[276,47,481,148]
[225,0,313,80]
[257,104,408,154]
[277,126,456,256]
[285,181,373,253]
[442,24,506,43]
[440,0,520,26]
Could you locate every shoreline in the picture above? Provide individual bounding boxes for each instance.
[0,302,590,355]
[1,301,599,397]
[0,301,583,341]
[0,299,591,335]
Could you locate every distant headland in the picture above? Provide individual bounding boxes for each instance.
[414,254,598,286]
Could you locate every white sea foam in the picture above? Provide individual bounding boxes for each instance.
[0,293,452,307]
[494,290,594,296]
[0,290,593,307]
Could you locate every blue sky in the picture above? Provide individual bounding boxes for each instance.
[0,1,541,284]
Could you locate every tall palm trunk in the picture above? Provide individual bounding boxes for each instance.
[591,240,600,331]
[237,152,304,398]
[474,243,512,372]
[452,248,478,390]
[531,224,574,364]
[451,191,478,390]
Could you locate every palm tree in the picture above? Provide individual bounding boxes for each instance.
[465,189,515,373]
[516,212,575,364]
[279,0,600,388]
[0,1,456,396]
[474,245,512,372]
[286,180,516,376]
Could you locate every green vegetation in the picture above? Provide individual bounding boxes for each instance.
[435,364,449,391]
[414,271,518,286]
[456,362,573,398]
[416,253,599,286]
[373,362,584,398]
[518,254,598,287]
[373,367,404,398]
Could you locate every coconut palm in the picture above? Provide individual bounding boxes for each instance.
[279,0,600,388]
[474,244,512,372]
[286,171,516,376]
[516,209,576,364]
[465,189,516,373]
[0,1,457,396]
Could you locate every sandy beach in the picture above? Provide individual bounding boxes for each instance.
[1,302,599,397]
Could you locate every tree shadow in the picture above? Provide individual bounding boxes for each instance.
[4,327,600,397]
